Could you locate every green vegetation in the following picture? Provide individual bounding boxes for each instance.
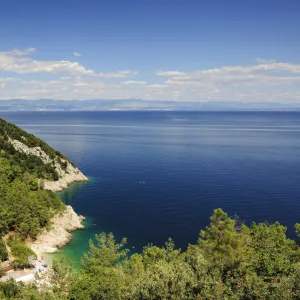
[2,209,300,299]
[0,157,64,240]
[0,118,72,181]
[10,243,36,268]
[0,118,66,273]
[0,118,65,245]
[0,238,8,262]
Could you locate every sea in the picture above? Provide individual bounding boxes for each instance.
[1,111,300,267]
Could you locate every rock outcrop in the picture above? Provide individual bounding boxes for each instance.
[28,206,85,258]
[9,137,88,192]
[42,167,88,192]
[8,135,88,258]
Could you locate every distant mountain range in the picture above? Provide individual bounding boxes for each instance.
[0,99,300,111]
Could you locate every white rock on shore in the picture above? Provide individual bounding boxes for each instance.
[9,136,88,258]
[28,206,85,258]
[42,168,88,192]
[9,137,88,192]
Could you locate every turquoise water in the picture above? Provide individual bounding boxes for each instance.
[2,111,300,267]
[47,182,96,269]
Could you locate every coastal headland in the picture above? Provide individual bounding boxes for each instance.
[27,170,88,259]
[0,118,88,261]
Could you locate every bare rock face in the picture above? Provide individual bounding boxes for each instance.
[9,137,88,192]
[9,137,88,258]
[42,167,88,192]
[28,206,85,258]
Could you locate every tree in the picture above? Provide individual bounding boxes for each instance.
[3,207,300,299]
[70,270,125,300]
[198,208,251,275]
[70,233,130,300]
[81,233,129,272]
[250,222,300,278]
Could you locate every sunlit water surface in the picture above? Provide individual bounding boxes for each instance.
[2,111,300,267]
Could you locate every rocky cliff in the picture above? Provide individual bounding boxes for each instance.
[0,118,88,259]
[28,206,85,257]
[9,137,88,192]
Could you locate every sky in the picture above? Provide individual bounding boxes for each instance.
[0,0,300,102]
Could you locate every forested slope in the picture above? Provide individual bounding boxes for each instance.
[0,118,72,181]
[0,158,64,239]
[0,118,68,270]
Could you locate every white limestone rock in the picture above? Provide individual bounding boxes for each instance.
[9,137,88,192]
[28,206,85,258]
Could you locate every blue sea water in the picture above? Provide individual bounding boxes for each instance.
[2,111,300,266]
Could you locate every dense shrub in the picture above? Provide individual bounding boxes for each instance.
[10,243,37,268]
[0,238,8,262]
[0,157,64,239]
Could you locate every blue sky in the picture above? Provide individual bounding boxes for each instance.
[0,0,300,102]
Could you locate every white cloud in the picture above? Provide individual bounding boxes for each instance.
[0,48,300,102]
[156,71,187,77]
[0,75,300,102]
[98,71,138,79]
[0,77,22,82]
[197,63,300,76]
[0,48,96,76]
[8,48,37,56]
[158,61,300,88]
[0,48,136,78]
[147,84,168,89]
[73,52,81,57]
[256,58,276,64]
[122,80,147,85]
[61,76,71,80]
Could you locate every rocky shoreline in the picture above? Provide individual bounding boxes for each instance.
[8,136,88,259]
[42,170,88,192]
[9,136,88,193]
[28,205,85,258]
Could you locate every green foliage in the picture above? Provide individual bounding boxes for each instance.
[73,210,300,299]
[295,223,300,238]
[128,257,196,299]
[70,270,125,300]
[46,258,74,297]
[0,279,67,300]
[0,268,5,278]
[0,118,67,242]
[10,243,36,268]
[0,238,8,262]
[0,279,20,299]
[81,232,129,272]
[69,233,128,300]
[0,118,73,181]
[2,209,300,299]
[198,208,252,275]
[0,157,64,239]
[250,221,299,278]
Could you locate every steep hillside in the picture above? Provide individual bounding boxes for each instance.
[0,118,87,191]
[0,118,87,265]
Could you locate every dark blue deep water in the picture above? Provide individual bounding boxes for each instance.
[2,111,300,264]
